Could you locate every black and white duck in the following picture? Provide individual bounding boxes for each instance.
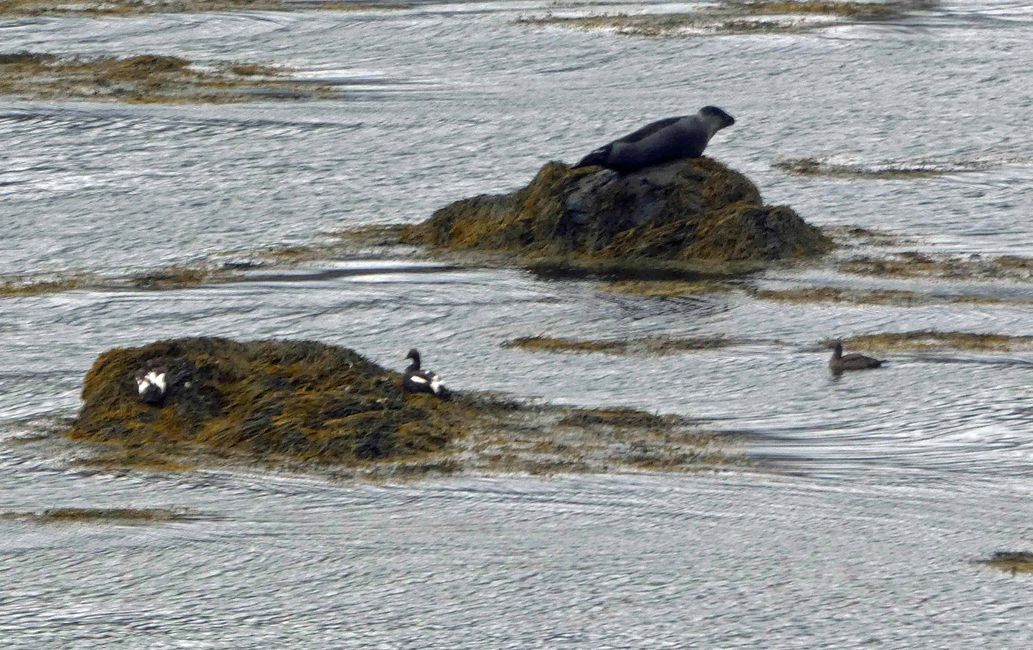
[134,363,169,405]
[402,348,448,398]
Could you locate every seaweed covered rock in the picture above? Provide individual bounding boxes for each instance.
[70,337,465,462]
[403,158,832,268]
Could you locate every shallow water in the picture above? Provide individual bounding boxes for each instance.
[2,1,1033,646]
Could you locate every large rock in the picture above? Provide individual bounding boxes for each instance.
[402,158,832,267]
[69,337,465,462]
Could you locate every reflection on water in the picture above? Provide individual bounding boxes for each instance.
[2,0,1033,646]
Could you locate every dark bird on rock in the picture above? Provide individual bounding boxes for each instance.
[573,106,735,174]
[402,348,449,398]
[828,340,883,373]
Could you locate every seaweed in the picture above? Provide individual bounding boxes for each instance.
[514,1,936,37]
[69,337,470,463]
[599,279,736,297]
[0,507,200,524]
[504,335,736,355]
[0,0,412,17]
[977,551,1033,575]
[0,51,331,104]
[557,408,677,429]
[65,337,740,477]
[841,331,1033,352]
[838,253,1033,281]
[751,286,1032,306]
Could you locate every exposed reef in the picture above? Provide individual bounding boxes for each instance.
[0,0,410,17]
[71,337,464,462]
[401,158,832,275]
[515,1,936,38]
[67,337,734,478]
[0,52,329,104]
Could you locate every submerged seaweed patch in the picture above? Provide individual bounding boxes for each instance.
[750,286,1032,307]
[0,52,330,104]
[841,331,1033,352]
[775,152,1027,179]
[73,448,197,473]
[556,408,679,430]
[599,279,737,298]
[505,335,736,355]
[823,225,910,247]
[129,267,218,290]
[839,253,1033,281]
[0,274,96,297]
[0,0,412,17]
[515,1,933,37]
[0,507,200,524]
[0,265,239,298]
[513,12,816,38]
[977,551,1033,575]
[775,157,956,179]
[728,1,924,17]
[0,227,415,301]
[460,403,732,477]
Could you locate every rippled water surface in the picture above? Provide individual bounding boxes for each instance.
[2,1,1033,646]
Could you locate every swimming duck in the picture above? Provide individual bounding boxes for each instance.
[828,340,883,373]
[403,348,448,398]
[135,363,169,405]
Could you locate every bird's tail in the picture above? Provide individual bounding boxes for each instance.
[573,144,611,169]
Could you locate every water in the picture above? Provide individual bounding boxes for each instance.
[2,1,1033,646]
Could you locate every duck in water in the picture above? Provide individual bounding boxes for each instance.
[828,340,883,374]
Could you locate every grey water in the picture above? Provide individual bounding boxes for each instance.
[2,1,1033,646]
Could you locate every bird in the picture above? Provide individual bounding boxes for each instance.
[134,363,169,405]
[828,340,883,373]
[573,106,735,174]
[402,348,449,398]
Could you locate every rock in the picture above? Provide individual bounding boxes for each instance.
[402,158,832,269]
[69,337,466,462]
[66,338,739,476]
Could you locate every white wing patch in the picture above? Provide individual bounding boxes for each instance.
[148,372,167,392]
[409,375,429,385]
[137,371,168,395]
